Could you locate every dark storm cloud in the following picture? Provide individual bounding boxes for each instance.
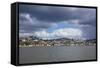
[81,25,96,39]
[19,13,57,33]
[19,18,53,33]
[79,16,96,26]
[19,4,96,24]
[19,5,83,22]
[19,5,72,22]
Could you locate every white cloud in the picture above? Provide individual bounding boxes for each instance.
[34,28,82,39]
[20,13,39,25]
[34,30,50,39]
[20,13,33,23]
[19,33,33,37]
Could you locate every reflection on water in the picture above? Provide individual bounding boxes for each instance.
[19,46,96,64]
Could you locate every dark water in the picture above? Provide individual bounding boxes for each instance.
[19,46,96,64]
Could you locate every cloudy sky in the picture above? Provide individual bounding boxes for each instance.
[19,4,96,40]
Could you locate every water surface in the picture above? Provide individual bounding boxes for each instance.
[19,46,96,64]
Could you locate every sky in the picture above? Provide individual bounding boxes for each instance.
[19,4,96,40]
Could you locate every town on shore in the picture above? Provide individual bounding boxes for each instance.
[19,36,96,47]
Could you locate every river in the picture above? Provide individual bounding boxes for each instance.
[19,45,96,64]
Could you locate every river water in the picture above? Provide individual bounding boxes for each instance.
[19,46,96,64]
